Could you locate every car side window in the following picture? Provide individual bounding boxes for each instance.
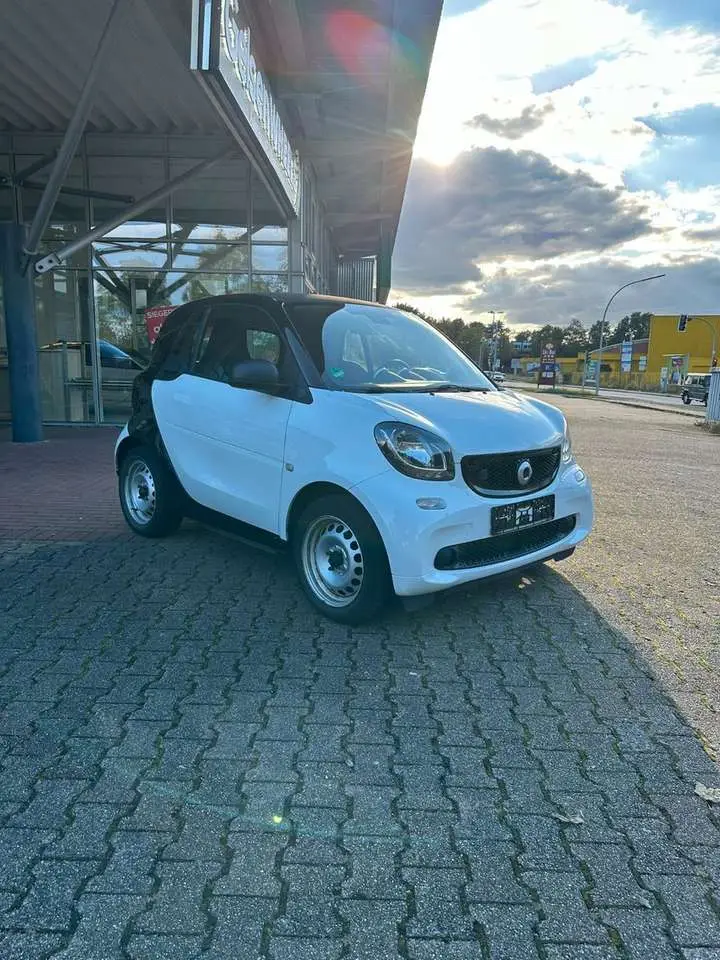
[247,329,280,363]
[153,311,201,378]
[194,305,284,383]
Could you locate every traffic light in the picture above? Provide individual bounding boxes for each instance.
[678,315,690,332]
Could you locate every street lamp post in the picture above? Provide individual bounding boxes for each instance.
[595,275,665,396]
[488,310,503,371]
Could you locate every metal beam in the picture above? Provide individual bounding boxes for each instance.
[34,148,237,274]
[11,152,58,182]
[23,0,124,260]
[15,179,134,204]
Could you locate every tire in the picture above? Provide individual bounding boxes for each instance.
[682,393,691,405]
[293,493,392,624]
[118,444,183,538]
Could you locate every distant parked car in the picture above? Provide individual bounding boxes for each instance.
[681,374,710,405]
[40,339,146,373]
[483,370,505,384]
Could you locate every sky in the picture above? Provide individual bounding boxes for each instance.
[392,0,720,330]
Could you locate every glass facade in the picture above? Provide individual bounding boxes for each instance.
[0,135,309,425]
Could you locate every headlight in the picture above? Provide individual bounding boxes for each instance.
[374,422,455,481]
[561,424,574,463]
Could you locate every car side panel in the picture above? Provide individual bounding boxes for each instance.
[152,376,292,534]
[279,390,392,538]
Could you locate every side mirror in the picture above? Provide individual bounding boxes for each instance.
[230,359,280,389]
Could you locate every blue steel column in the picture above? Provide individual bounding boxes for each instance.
[0,223,43,442]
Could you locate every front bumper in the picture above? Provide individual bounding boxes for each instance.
[353,462,593,597]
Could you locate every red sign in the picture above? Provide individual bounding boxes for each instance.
[145,305,175,345]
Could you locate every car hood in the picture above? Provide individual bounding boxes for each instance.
[352,389,566,457]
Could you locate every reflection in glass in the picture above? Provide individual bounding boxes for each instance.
[173,272,250,301]
[35,271,95,422]
[171,223,250,241]
[252,274,289,294]
[93,241,170,270]
[253,225,288,242]
[171,242,250,272]
[93,277,147,423]
[96,219,169,240]
[252,244,288,271]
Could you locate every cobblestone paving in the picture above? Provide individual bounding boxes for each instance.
[0,401,718,959]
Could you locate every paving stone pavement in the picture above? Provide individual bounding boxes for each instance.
[0,400,718,959]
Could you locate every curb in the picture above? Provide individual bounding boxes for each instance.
[508,385,705,419]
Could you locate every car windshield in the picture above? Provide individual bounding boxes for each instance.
[286,302,495,392]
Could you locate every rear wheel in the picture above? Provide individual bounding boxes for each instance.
[293,494,392,623]
[682,393,692,405]
[119,445,182,538]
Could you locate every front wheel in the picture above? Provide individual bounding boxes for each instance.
[293,494,392,624]
[119,445,183,538]
[682,393,692,405]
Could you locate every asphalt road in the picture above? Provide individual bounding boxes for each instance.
[0,401,718,959]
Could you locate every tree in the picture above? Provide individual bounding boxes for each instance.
[561,318,588,357]
[531,325,565,356]
[612,311,652,342]
[587,319,612,350]
[394,301,434,323]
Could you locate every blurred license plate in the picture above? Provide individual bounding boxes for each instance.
[491,495,555,535]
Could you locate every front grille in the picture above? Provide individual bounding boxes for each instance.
[462,446,561,497]
[435,516,576,570]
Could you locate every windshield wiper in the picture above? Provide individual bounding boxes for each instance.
[428,383,491,393]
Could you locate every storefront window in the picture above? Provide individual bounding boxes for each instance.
[93,241,170,270]
[252,274,289,294]
[97,219,169,240]
[35,270,94,422]
[2,138,296,426]
[170,242,250,273]
[253,224,288,242]
[92,278,145,423]
[172,223,251,242]
[252,244,288,271]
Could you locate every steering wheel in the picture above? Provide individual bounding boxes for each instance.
[374,358,413,382]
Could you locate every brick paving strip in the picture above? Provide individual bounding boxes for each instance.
[0,403,718,959]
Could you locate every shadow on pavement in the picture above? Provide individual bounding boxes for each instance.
[0,529,719,959]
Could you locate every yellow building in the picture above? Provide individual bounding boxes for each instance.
[648,315,719,382]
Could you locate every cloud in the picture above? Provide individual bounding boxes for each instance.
[393,147,653,293]
[461,255,720,327]
[467,103,555,140]
[531,56,604,94]
[685,227,720,242]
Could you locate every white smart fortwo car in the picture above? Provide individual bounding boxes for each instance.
[115,295,593,622]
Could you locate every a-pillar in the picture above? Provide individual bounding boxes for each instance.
[0,223,43,442]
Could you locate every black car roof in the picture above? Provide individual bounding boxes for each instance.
[169,293,384,315]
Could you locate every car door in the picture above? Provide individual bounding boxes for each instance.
[152,302,294,534]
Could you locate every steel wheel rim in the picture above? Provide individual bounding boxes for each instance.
[302,515,365,608]
[123,460,156,525]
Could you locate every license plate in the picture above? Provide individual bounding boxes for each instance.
[491,495,555,535]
